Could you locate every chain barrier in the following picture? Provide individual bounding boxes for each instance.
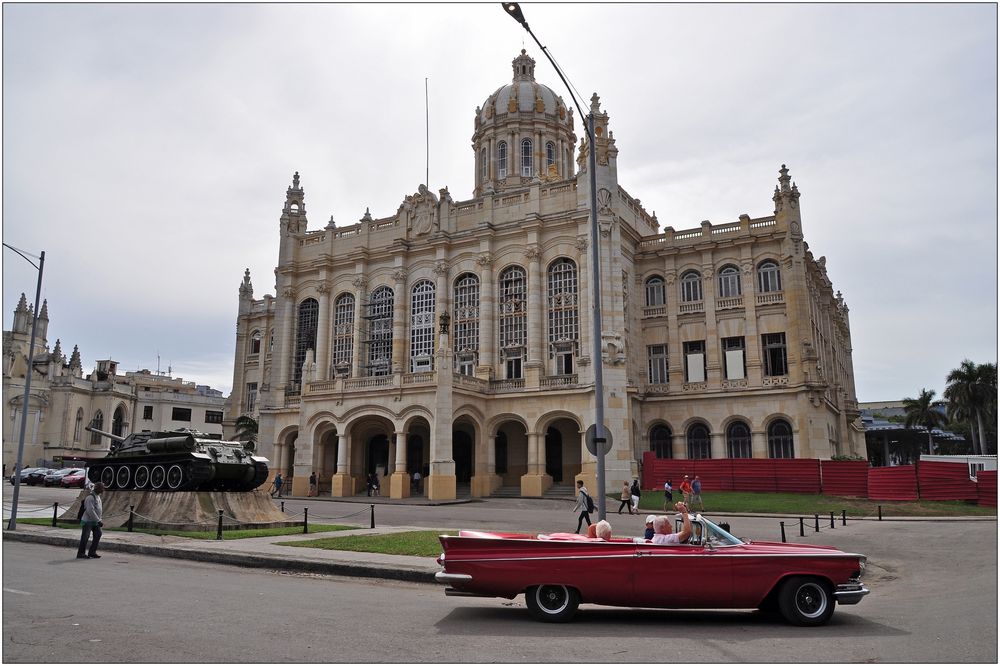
[2,503,53,513]
[779,505,885,542]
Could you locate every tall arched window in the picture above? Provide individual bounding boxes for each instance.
[768,419,794,458]
[758,260,782,293]
[453,273,480,376]
[332,293,355,374]
[520,138,533,177]
[248,330,262,356]
[366,286,394,376]
[292,298,319,386]
[727,421,752,458]
[498,265,527,379]
[410,280,436,372]
[74,409,84,443]
[545,141,556,173]
[718,265,741,298]
[112,405,127,438]
[644,275,665,307]
[547,258,579,374]
[90,411,104,447]
[687,423,711,459]
[650,425,673,459]
[681,270,703,302]
[497,141,508,179]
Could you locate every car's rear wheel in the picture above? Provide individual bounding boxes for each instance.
[778,576,835,626]
[525,585,580,623]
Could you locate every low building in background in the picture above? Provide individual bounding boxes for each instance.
[859,400,969,466]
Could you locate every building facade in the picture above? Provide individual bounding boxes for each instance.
[2,297,226,470]
[226,50,864,499]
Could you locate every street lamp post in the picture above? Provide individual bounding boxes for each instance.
[502,3,607,519]
[3,244,46,530]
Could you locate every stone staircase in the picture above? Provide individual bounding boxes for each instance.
[543,484,575,499]
[489,485,522,498]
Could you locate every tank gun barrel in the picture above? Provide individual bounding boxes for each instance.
[85,425,126,444]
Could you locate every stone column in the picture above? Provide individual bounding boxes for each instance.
[476,253,495,379]
[751,430,767,459]
[428,330,456,500]
[672,433,686,460]
[710,431,725,460]
[315,283,331,381]
[434,260,449,369]
[278,286,295,388]
[331,433,354,496]
[390,430,411,498]
[526,245,542,365]
[391,269,408,373]
[701,254,720,387]
[351,276,366,377]
[575,236,591,379]
[471,427,498,497]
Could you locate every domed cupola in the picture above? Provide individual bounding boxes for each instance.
[472,50,577,197]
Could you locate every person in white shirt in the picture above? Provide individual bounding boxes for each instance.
[650,502,692,545]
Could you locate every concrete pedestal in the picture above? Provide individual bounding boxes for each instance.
[427,474,456,501]
[470,473,502,498]
[331,473,356,497]
[389,472,411,499]
[520,473,553,497]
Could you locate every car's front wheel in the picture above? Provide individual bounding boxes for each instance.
[778,576,835,626]
[525,585,580,623]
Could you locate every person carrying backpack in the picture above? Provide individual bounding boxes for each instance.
[573,480,593,533]
[77,482,105,559]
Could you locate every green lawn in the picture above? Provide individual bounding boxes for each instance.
[611,490,996,517]
[15,518,355,540]
[276,530,458,557]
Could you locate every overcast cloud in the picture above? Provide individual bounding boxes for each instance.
[2,3,996,401]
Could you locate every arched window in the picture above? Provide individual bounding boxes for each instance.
[480,147,488,182]
[292,298,319,386]
[681,270,703,302]
[545,141,556,172]
[498,266,527,379]
[650,425,673,459]
[644,276,665,307]
[718,265,741,298]
[90,411,104,447]
[366,286,394,376]
[758,260,782,293]
[547,258,579,375]
[768,419,794,458]
[727,421,752,458]
[112,405,127,438]
[248,330,262,356]
[74,409,84,443]
[453,273,480,376]
[497,141,508,179]
[520,138,533,177]
[410,280,436,372]
[332,293,355,374]
[687,423,711,459]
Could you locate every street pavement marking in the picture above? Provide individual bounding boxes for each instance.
[3,588,33,595]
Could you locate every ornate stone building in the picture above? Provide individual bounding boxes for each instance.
[2,296,226,470]
[226,50,864,499]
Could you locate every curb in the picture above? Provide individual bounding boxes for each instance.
[2,530,438,584]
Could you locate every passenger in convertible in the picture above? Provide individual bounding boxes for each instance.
[594,520,612,540]
[651,502,692,545]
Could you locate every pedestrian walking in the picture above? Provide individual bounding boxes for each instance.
[271,473,282,498]
[691,475,704,511]
[663,479,673,511]
[308,472,317,497]
[573,480,593,533]
[77,482,104,559]
[630,478,641,513]
[412,470,422,493]
[617,481,632,514]
[679,475,692,505]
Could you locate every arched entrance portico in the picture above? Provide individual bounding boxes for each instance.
[453,417,479,498]
[492,419,528,493]
[539,416,583,492]
[347,415,395,497]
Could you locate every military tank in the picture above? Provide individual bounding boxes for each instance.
[85,426,269,492]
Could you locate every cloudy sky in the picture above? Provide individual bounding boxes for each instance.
[3,3,996,402]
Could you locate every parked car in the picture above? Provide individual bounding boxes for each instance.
[25,468,55,486]
[60,469,89,488]
[9,467,43,485]
[43,468,83,487]
[436,514,869,626]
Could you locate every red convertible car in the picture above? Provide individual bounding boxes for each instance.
[436,514,868,625]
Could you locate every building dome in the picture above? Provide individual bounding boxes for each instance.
[471,50,577,196]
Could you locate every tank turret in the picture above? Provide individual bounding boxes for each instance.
[85,425,268,492]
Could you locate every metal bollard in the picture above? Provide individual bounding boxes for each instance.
[799,516,805,537]
[370,504,375,529]
[878,505,882,521]
[128,505,134,533]
[281,501,285,513]
[842,509,847,526]
[830,512,835,529]
[303,507,309,534]
[814,514,820,532]
[780,521,786,543]
[52,502,59,527]
[216,510,224,540]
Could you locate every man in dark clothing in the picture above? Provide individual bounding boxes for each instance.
[77,482,105,559]
[630,479,642,513]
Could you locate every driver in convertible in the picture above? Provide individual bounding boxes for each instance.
[651,502,692,545]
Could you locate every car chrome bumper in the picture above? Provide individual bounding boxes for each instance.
[834,582,870,605]
[435,571,473,585]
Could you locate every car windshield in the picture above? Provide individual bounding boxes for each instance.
[701,517,743,546]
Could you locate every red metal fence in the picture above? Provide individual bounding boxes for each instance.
[820,460,870,497]
[977,471,997,507]
[916,461,978,500]
[641,453,820,494]
[866,465,919,500]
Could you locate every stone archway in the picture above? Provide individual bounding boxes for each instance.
[493,420,528,490]
[345,415,395,497]
[541,417,582,489]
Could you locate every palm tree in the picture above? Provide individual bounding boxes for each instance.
[234,414,259,442]
[945,360,997,455]
[902,388,946,455]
